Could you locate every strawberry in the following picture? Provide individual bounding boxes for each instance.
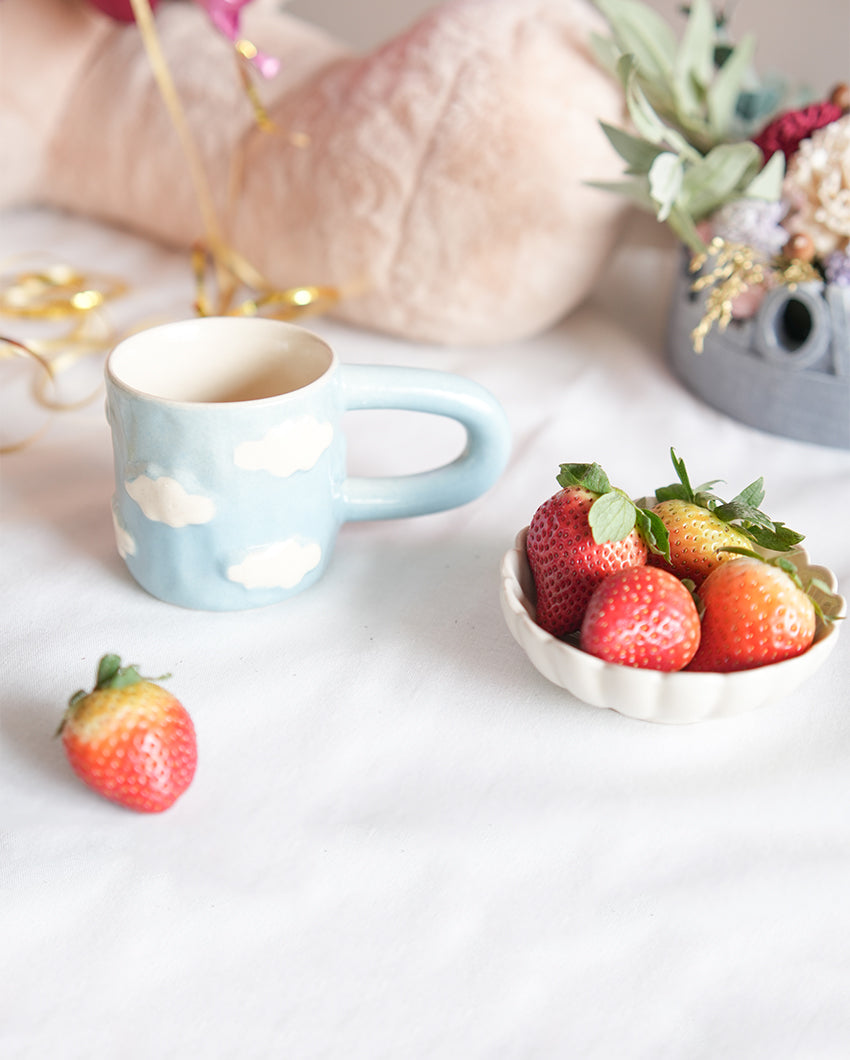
[526,462,668,638]
[58,654,197,813]
[580,566,701,671]
[687,553,818,672]
[649,449,803,585]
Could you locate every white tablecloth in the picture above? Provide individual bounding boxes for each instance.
[3,205,850,1059]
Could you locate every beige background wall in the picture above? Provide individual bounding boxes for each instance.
[285,0,849,92]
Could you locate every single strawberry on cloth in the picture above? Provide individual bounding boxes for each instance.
[58,654,197,812]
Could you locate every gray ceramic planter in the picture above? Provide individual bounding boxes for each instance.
[667,251,850,449]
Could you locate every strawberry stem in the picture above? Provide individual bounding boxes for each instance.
[555,461,670,559]
[95,654,144,691]
[656,448,803,552]
[57,655,170,737]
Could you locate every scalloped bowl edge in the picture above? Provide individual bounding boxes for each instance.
[500,527,845,724]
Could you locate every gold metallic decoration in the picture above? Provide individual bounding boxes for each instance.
[130,0,336,318]
[0,260,126,321]
[235,43,278,133]
[3,1,341,453]
[689,239,768,353]
[689,238,821,353]
[191,242,340,321]
[0,256,128,450]
[0,336,55,454]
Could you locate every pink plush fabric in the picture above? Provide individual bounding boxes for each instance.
[0,0,629,343]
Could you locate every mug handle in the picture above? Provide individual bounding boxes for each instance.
[338,364,511,521]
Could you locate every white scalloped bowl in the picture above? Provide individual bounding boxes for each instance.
[500,527,845,724]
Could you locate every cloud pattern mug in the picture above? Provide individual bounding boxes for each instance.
[106,317,510,610]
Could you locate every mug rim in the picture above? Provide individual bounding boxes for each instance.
[106,316,337,408]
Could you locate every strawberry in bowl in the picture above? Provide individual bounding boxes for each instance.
[500,455,844,723]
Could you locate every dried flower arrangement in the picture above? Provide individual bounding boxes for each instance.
[591,0,849,352]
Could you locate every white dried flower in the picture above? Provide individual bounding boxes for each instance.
[782,115,850,257]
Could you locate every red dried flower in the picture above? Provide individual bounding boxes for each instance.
[752,101,843,162]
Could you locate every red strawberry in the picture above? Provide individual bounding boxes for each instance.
[526,463,668,638]
[649,449,803,586]
[58,654,197,813]
[687,554,817,672]
[580,566,701,671]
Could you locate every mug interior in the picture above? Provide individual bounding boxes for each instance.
[108,318,334,403]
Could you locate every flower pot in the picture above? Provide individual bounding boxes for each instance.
[666,252,850,449]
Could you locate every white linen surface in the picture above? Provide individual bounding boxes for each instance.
[2,205,850,1059]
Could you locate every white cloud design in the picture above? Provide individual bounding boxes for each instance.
[227,539,321,590]
[111,505,136,558]
[125,475,216,528]
[233,417,334,477]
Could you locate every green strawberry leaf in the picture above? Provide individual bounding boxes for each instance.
[95,655,144,691]
[58,655,170,738]
[96,654,123,687]
[588,489,636,543]
[745,522,805,551]
[655,447,696,503]
[772,554,801,580]
[712,498,774,528]
[681,577,705,618]
[634,505,671,560]
[657,447,725,507]
[92,654,171,692]
[556,462,612,495]
[729,476,766,509]
[656,450,801,551]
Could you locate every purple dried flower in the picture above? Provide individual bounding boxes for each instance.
[708,199,789,257]
[825,250,850,286]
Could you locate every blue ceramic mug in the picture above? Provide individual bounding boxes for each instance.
[105,317,510,609]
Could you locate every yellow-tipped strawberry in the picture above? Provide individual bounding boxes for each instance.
[58,654,197,813]
[648,449,803,585]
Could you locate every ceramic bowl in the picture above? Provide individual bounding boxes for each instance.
[499,527,845,724]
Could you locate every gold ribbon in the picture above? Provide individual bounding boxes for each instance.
[0,258,127,452]
[3,0,341,451]
[129,0,337,319]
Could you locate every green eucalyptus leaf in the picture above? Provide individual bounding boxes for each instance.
[707,32,756,136]
[675,0,715,98]
[743,148,785,201]
[648,152,684,221]
[599,122,664,174]
[632,88,704,161]
[680,141,763,220]
[589,30,622,75]
[586,177,657,212]
[666,203,709,252]
[595,0,678,88]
